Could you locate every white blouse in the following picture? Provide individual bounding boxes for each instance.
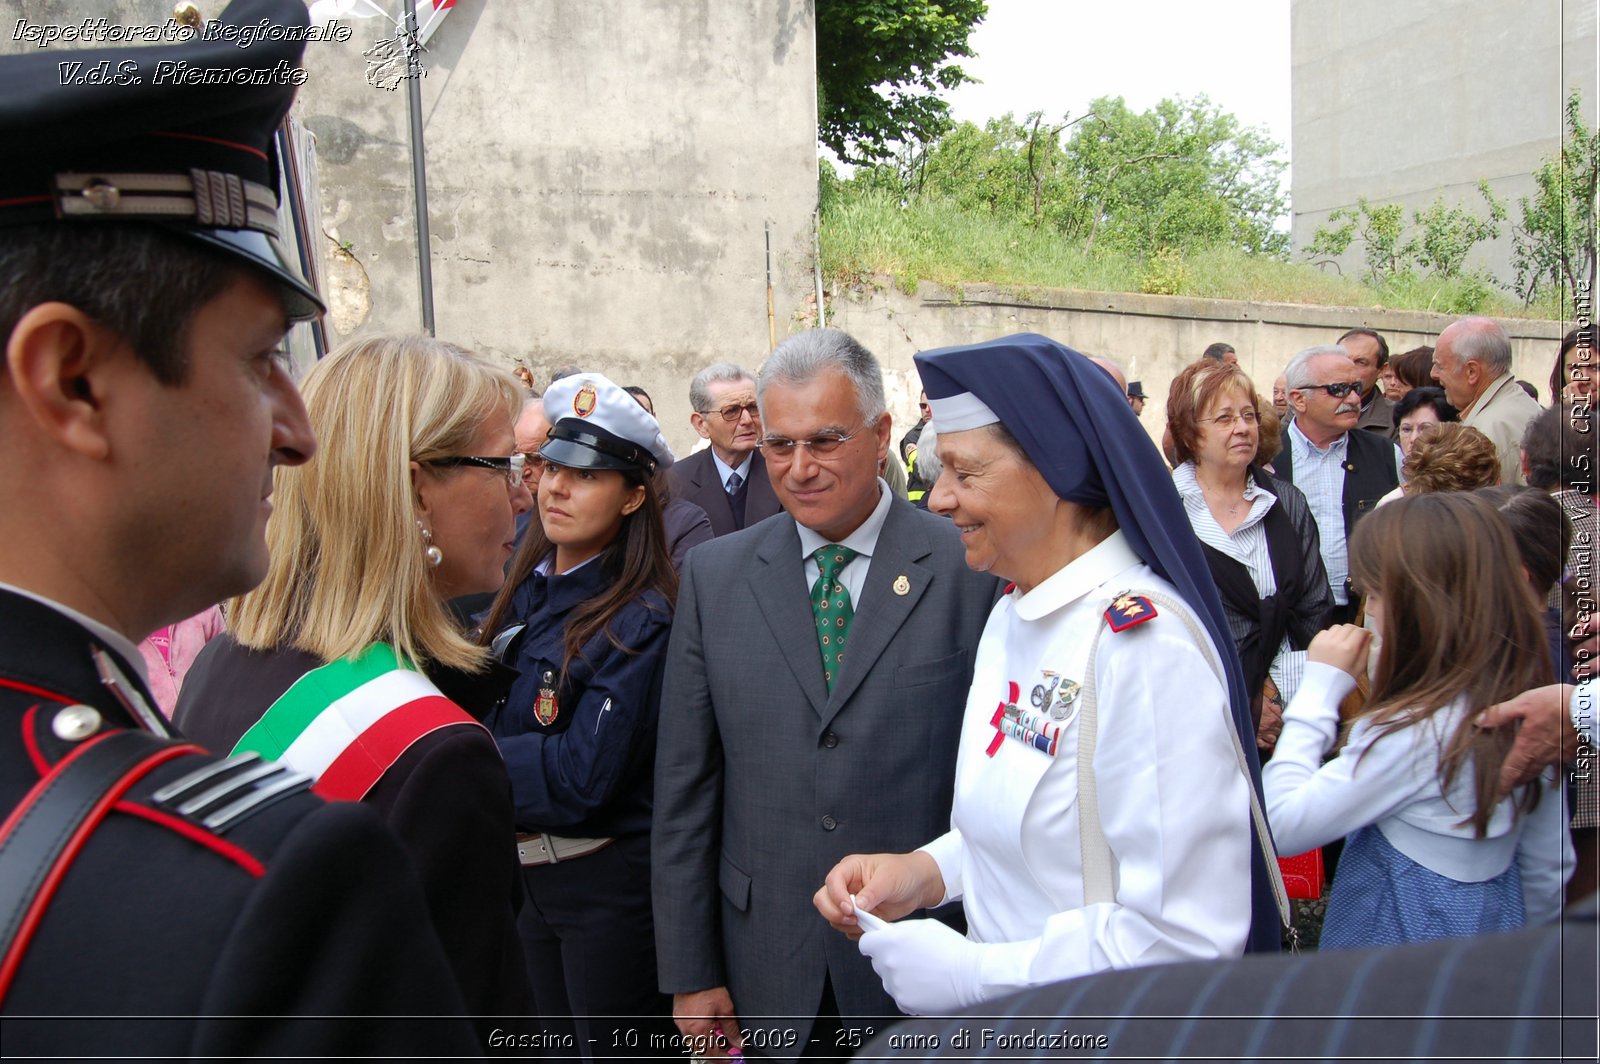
[918,532,1252,1001]
[1263,662,1571,926]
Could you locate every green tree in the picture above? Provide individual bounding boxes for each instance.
[1406,183,1506,278]
[816,0,988,164]
[861,94,1287,258]
[1513,90,1599,311]
[1064,95,1289,257]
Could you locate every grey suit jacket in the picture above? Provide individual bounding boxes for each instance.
[652,498,998,1051]
[860,893,1598,1061]
[667,447,784,537]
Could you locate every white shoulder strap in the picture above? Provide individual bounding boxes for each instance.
[1076,589,1291,927]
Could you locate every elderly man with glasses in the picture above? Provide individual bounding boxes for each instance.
[1271,345,1403,624]
[668,362,785,536]
[653,329,998,1061]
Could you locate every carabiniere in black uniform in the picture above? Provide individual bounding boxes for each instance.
[0,1,477,1054]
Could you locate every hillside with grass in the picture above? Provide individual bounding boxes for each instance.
[817,94,1589,323]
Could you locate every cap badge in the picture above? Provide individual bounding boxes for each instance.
[574,384,598,418]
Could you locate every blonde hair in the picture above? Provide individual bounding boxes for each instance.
[230,335,523,671]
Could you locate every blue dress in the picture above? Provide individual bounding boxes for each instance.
[1320,824,1524,950]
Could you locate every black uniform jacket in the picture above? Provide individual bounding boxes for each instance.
[175,634,534,1032]
[0,590,478,1057]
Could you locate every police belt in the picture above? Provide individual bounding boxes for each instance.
[515,832,614,866]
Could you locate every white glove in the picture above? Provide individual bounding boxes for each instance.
[855,916,984,1015]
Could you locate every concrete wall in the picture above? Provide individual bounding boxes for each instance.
[1290,0,1598,288]
[4,0,821,457]
[297,0,819,454]
[824,278,1565,449]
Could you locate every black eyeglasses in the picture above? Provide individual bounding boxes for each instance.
[426,453,527,487]
[1298,381,1362,398]
[757,425,867,459]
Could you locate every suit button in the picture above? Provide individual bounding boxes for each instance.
[821,815,837,831]
[822,732,839,748]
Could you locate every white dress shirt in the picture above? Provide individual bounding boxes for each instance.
[795,478,893,608]
[710,450,753,494]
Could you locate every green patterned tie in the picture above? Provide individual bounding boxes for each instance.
[811,544,858,691]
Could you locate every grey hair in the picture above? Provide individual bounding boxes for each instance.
[756,328,887,423]
[689,362,755,413]
[1284,345,1353,391]
[1447,317,1513,377]
[916,422,942,482]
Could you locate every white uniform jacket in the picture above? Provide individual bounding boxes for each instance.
[920,532,1252,997]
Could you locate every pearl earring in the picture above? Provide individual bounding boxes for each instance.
[418,521,443,568]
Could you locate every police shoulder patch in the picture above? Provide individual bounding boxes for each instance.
[1104,593,1158,632]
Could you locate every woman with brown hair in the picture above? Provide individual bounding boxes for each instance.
[1549,324,1597,405]
[1385,345,1436,404]
[1263,493,1571,948]
[479,372,679,1054]
[1166,359,1332,749]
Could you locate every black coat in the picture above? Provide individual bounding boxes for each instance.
[175,634,534,1034]
[0,591,478,1057]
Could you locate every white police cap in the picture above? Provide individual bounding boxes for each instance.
[541,373,675,475]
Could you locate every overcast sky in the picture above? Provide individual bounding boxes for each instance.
[942,0,1293,167]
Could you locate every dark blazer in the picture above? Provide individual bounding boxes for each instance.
[861,893,1598,1061]
[667,448,783,537]
[652,499,999,1054]
[176,636,534,1033]
[1198,467,1332,711]
[0,591,478,1057]
[1273,422,1400,602]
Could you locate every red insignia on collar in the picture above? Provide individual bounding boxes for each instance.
[1002,582,1017,596]
[1104,594,1158,632]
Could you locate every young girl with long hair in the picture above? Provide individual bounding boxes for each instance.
[479,373,679,1054]
[1263,492,1571,948]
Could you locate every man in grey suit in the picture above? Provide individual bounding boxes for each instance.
[669,362,785,536]
[653,329,997,1059]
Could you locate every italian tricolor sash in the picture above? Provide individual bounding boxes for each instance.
[231,643,478,802]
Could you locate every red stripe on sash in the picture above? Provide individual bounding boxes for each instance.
[311,695,474,802]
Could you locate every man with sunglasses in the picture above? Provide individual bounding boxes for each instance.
[670,363,784,536]
[1272,346,1403,625]
[654,329,998,1060]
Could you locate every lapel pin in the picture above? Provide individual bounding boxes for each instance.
[892,574,910,596]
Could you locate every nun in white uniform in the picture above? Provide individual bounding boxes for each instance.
[815,334,1287,1015]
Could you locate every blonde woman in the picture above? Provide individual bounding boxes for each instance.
[175,336,535,1028]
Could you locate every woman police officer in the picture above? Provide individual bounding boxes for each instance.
[479,373,679,1054]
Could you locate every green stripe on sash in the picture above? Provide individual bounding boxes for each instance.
[231,643,412,760]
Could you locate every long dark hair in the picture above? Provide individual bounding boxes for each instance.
[1347,493,1548,835]
[480,467,678,677]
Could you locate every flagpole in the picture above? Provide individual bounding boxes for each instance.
[403,0,435,335]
